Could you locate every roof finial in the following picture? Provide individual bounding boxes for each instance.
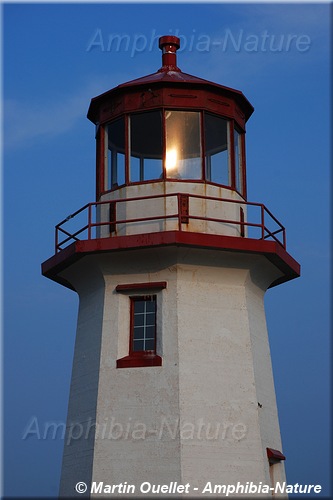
[158,35,180,72]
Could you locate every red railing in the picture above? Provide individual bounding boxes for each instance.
[55,193,286,253]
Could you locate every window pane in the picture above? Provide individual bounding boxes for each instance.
[116,153,125,186]
[134,314,145,327]
[205,114,230,186]
[144,159,162,180]
[133,340,144,351]
[234,128,242,193]
[165,111,202,180]
[145,300,156,313]
[145,339,155,351]
[130,111,163,182]
[134,301,145,313]
[130,156,141,183]
[145,326,155,339]
[107,118,126,189]
[133,326,144,340]
[145,314,155,326]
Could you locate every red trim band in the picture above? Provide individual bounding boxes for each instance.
[42,230,300,291]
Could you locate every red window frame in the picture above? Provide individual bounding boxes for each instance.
[116,288,164,369]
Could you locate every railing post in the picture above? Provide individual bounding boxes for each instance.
[240,207,245,238]
[177,194,182,231]
[55,227,58,253]
[178,193,189,226]
[110,201,117,234]
[88,204,92,240]
[261,205,265,240]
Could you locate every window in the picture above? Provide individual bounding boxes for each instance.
[130,111,163,182]
[116,282,165,368]
[131,296,156,353]
[205,113,230,186]
[107,117,126,189]
[165,110,202,180]
[102,111,245,194]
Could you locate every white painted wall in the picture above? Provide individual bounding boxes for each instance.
[59,261,105,498]
[59,247,287,498]
[98,182,247,239]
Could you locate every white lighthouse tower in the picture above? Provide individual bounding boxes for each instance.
[42,36,300,498]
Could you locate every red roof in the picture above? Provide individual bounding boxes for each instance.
[87,35,254,123]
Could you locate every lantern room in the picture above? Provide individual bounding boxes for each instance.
[88,36,252,200]
[42,35,300,289]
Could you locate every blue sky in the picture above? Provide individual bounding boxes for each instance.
[2,2,331,498]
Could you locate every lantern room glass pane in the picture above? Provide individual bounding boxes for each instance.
[204,113,230,186]
[130,156,141,183]
[234,127,243,194]
[130,111,163,182]
[165,111,202,180]
[107,118,126,189]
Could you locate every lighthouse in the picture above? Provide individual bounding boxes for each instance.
[42,36,300,498]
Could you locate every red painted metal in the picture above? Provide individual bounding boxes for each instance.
[229,120,236,190]
[266,448,286,463]
[179,193,189,224]
[42,228,300,293]
[53,192,286,254]
[124,114,129,186]
[109,201,116,234]
[158,36,180,71]
[55,226,58,254]
[261,205,265,241]
[117,353,162,369]
[90,87,249,131]
[87,36,253,129]
[241,133,247,199]
[200,111,206,181]
[240,207,245,238]
[116,282,167,292]
[88,204,92,240]
[96,124,107,200]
